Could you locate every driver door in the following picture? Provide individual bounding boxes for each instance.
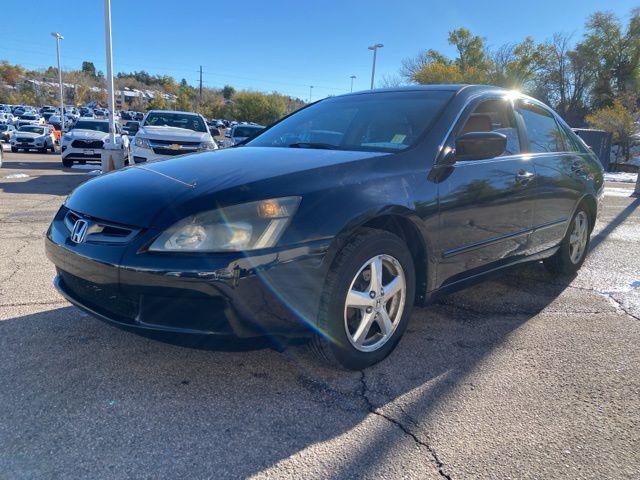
[434,96,537,286]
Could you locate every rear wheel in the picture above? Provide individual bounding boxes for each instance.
[310,229,415,370]
[544,207,591,275]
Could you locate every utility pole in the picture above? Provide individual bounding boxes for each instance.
[309,85,314,103]
[368,43,384,90]
[199,66,203,106]
[50,32,65,131]
[350,75,356,93]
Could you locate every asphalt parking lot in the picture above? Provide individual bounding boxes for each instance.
[0,148,638,479]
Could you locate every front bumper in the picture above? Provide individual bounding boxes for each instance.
[46,207,330,338]
[61,143,103,162]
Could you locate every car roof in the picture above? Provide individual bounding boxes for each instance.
[146,110,202,116]
[338,84,509,98]
[76,117,108,122]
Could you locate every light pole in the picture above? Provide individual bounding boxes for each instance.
[50,32,64,132]
[350,75,356,93]
[309,85,314,103]
[368,43,383,90]
[104,0,116,146]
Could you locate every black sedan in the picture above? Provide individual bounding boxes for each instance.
[46,85,604,369]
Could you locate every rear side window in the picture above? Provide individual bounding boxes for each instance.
[517,102,565,153]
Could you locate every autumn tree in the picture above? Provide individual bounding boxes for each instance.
[586,99,635,161]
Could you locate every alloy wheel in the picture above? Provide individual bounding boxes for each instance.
[569,211,588,264]
[343,254,406,353]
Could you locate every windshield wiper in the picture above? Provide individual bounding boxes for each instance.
[287,142,339,150]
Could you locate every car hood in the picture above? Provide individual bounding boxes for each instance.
[65,146,387,228]
[138,125,210,142]
[65,129,109,140]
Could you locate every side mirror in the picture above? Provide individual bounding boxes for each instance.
[455,131,506,161]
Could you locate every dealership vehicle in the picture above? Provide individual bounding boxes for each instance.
[0,113,15,125]
[45,85,603,369]
[60,118,130,167]
[10,125,56,153]
[130,110,216,163]
[0,124,17,142]
[0,139,3,167]
[223,124,265,147]
[122,120,140,136]
[15,113,44,128]
[47,114,76,130]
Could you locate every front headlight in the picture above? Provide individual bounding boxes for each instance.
[135,136,151,149]
[148,196,301,252]
[199,140,217,151]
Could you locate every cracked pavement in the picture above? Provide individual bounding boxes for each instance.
[1,150,639,479]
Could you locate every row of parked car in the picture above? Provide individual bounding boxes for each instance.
[1,102,267,169]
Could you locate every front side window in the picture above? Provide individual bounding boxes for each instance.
[517,102,565,153]
[247,90,454,153]
[458,98,521,156]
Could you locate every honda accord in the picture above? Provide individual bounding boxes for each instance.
[46,85,604,369]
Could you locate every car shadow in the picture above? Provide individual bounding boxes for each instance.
[0,262,582,478]
[0,173,89,196]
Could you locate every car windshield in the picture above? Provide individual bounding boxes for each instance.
[234,126,264,138]
[19,126,45,134]
[21,115,37,120]
[72,121,109,133]
[144,112,206,132]
[246,90,454,152]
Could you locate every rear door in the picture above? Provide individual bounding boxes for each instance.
[434,95,537,287]
[514,100,584,253]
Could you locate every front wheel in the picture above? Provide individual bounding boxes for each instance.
[62,157,74,168]
[310,229,415,370]
[544,207,591,275]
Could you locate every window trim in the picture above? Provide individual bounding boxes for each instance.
[438,93,526,164]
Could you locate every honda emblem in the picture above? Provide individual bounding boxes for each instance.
[70,219,89,243]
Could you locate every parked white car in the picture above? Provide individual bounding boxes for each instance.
[10,125,56,153]
[0,113,15,125]
[60,118,130,167]
[130,110,216,163]
[15,114,44,129]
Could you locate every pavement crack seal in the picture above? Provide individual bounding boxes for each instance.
[358,370,453,480]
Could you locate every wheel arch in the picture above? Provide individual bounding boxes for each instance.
[322,208,435,305]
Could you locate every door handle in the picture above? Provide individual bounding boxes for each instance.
[515,170,535,184]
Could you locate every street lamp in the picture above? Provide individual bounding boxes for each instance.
[50,32,64,132]
[350,75,356,93]
[104,0,116,146]
[309,85,314,103]
[368,43,383,90]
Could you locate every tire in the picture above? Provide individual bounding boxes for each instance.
[39,147,47,153]
[62,157,74,168]
[310,228,416,370]
[11,146,17,153]
[544,206,591,275]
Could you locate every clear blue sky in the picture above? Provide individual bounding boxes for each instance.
[1,0,638,100]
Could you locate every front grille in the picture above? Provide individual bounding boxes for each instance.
[16,137,34,143]
[72,139,103,149]
[64,210,140,244]
[152,147,197,156]
[150,139,201,146]
[59,269,138,321]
